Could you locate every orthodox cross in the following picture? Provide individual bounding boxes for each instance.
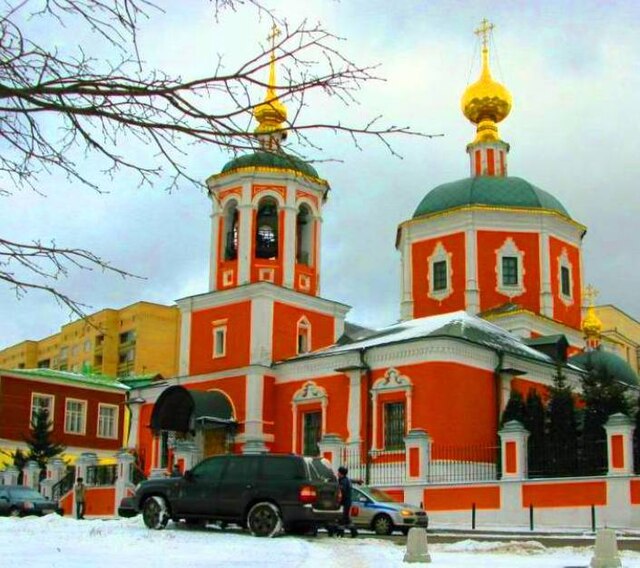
[267,23,281,51]
[475,18,494,49]
[584,284,599,306]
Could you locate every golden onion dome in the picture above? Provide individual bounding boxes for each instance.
[254,53,288,135]
[461,46,512,126]
[582,305,603,339]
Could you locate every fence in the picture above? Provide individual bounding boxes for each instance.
[429,444,499,483]
[340,447,406,485]
[51,468,75,501]
[528,438,608,478]
[85,464,118,486]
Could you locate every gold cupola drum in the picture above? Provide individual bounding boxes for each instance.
[461,19,512,177]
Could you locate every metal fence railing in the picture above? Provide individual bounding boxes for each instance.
[528,438,608,478]
[86,464,118,486]
[51,468,76,501]
[340,447,406,486]
[428,444,500,483]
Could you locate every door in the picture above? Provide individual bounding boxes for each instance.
[302,411,321,456]
[176,456,226,517]
[203,429,227,457]
[216,456,260,519]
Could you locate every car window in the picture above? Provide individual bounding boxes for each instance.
[308,458,337,482]
[260,457,305,480]
[352,487,369,502]
[9,488,43,500]
[362,487,395,502]
[191,457,226,481]
[0,489,7,499]
[222,456,259,483]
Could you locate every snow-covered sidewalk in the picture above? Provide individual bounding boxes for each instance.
[3,515,640,567]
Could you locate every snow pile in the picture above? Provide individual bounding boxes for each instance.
[440,539,547,555]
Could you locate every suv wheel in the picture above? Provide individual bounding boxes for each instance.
[142,496,170,530]
[372,513,393,535]
[247,502,282,537]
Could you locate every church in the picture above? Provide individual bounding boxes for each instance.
[126,20,637,488]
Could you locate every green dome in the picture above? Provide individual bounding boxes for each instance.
[413,176,570,219]
[221,151,320,179]
[569,349,639,387]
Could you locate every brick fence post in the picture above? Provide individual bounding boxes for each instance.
[605,413,635,476]
[498,420,529,480]
[404,429,431,483]
[318,434,345,470]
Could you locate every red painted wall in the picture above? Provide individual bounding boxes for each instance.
[411,233,466,318]
[271,374,349,453]
[84,487,116,516]
[549,236,582,330]
[477,231,541,314]
[0,374,125,451]
[271,302,335,362]
[189,301,251,375]
[522,481,606,508]
[182,376,247,427]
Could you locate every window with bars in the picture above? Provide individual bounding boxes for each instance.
[561,266,571,297]
[65,399,86,434]
[432,260,448,291]
[302,411,322,456]
[97,404,117,439]
[502,256,519,286]
[384,402,406,450]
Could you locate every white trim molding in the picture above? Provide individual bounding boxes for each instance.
[371,368,413,450]
[495,237,526,298]
[557,248,574,307]
[291,381,328,454]
[427,241,453,302]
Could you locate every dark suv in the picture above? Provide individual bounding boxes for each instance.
[118,454,342,537]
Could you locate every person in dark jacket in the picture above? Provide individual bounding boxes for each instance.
[337,466,357,537]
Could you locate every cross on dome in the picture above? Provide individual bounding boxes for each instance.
[474,18,494,49]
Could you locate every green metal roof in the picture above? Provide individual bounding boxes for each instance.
[1,368,130,390]
[413,176,571,219]
[568,349,639,387]
[221,151,320,179]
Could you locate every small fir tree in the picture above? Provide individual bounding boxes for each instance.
[547,367,578,476]
[24,409,65,471]
[501,390,527,426]
[524,389,546,477]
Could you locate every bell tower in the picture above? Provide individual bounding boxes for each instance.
[206,24,329,296]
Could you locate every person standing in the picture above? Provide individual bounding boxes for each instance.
[74,477,86,520]
[337,466,358,537]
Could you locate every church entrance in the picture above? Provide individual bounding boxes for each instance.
[203,428,229,457]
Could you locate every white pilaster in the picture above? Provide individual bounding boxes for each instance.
[237,203,255,285]
[540,230,553,317]
[243,373,267,454]
[315,215,323,295]
[178,308,192,376]
[208,210,220,291]
[282,204,297,288]
[465,228,480,314]
[249,296,274,366]
[126,401,143,450]
[400,229,414,321]
[346,370,362,445]
[318,434,345,469]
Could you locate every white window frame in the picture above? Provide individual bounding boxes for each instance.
[30,393,54,429]
[495,238,526,298]
[558,248,574,306]
[427,242,453,301]
[291,381,328,454]
[212,322,227,359]
[97,403,119,439]
[296,317,312,355]
[64,398,87,435]
[371,368,412,451]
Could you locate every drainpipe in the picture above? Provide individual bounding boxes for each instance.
[359,348,373,485]
[494,350,505,429]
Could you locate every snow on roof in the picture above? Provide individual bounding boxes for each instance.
[0,368,130,390]
[314,311,552,363]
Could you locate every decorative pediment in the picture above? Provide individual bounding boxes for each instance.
[372,368,412,392]
[293,381,327,403]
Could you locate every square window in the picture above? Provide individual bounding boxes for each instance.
[97,405,118,439]
[213,327,226,358]
[31,394,54,426]
[561,266,571,297]
[502,256,519,286]
[65,399,87,434]
[384,402,405,450]
[432,260,448,291]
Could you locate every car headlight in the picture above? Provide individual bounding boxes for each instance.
[400,509,414,517]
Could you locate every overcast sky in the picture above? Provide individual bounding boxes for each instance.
[2,0,640,348]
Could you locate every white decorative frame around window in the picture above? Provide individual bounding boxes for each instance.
[495,237,526,298]
[291,381,328,454]
[212,320,227,359]
[427,241,453,302]
[64,398,87,435]
[296,316,312,355]
[30,393,54,429]
[371,368,412,451]
[557,248,574,306]
[97,403,119,439]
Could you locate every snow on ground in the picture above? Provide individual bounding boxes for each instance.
[3,515,640,568]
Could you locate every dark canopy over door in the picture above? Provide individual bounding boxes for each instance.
[150,385,235,433]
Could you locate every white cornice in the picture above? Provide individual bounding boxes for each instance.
[486,311,583,347]
[206,168,328,195]
[175,281,351,319]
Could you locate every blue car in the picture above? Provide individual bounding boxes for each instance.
[0,485,62,517]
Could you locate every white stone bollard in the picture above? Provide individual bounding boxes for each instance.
[403,527,431,564]
[590,528,622,568]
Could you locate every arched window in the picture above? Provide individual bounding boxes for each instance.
[222,201,239,261]
[255,197,279,259]
[297,317,311,354]
[296,205,313,266]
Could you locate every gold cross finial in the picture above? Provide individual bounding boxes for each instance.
[475,18,494,49]
[267,23,281,51]
[584,284,599,306]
